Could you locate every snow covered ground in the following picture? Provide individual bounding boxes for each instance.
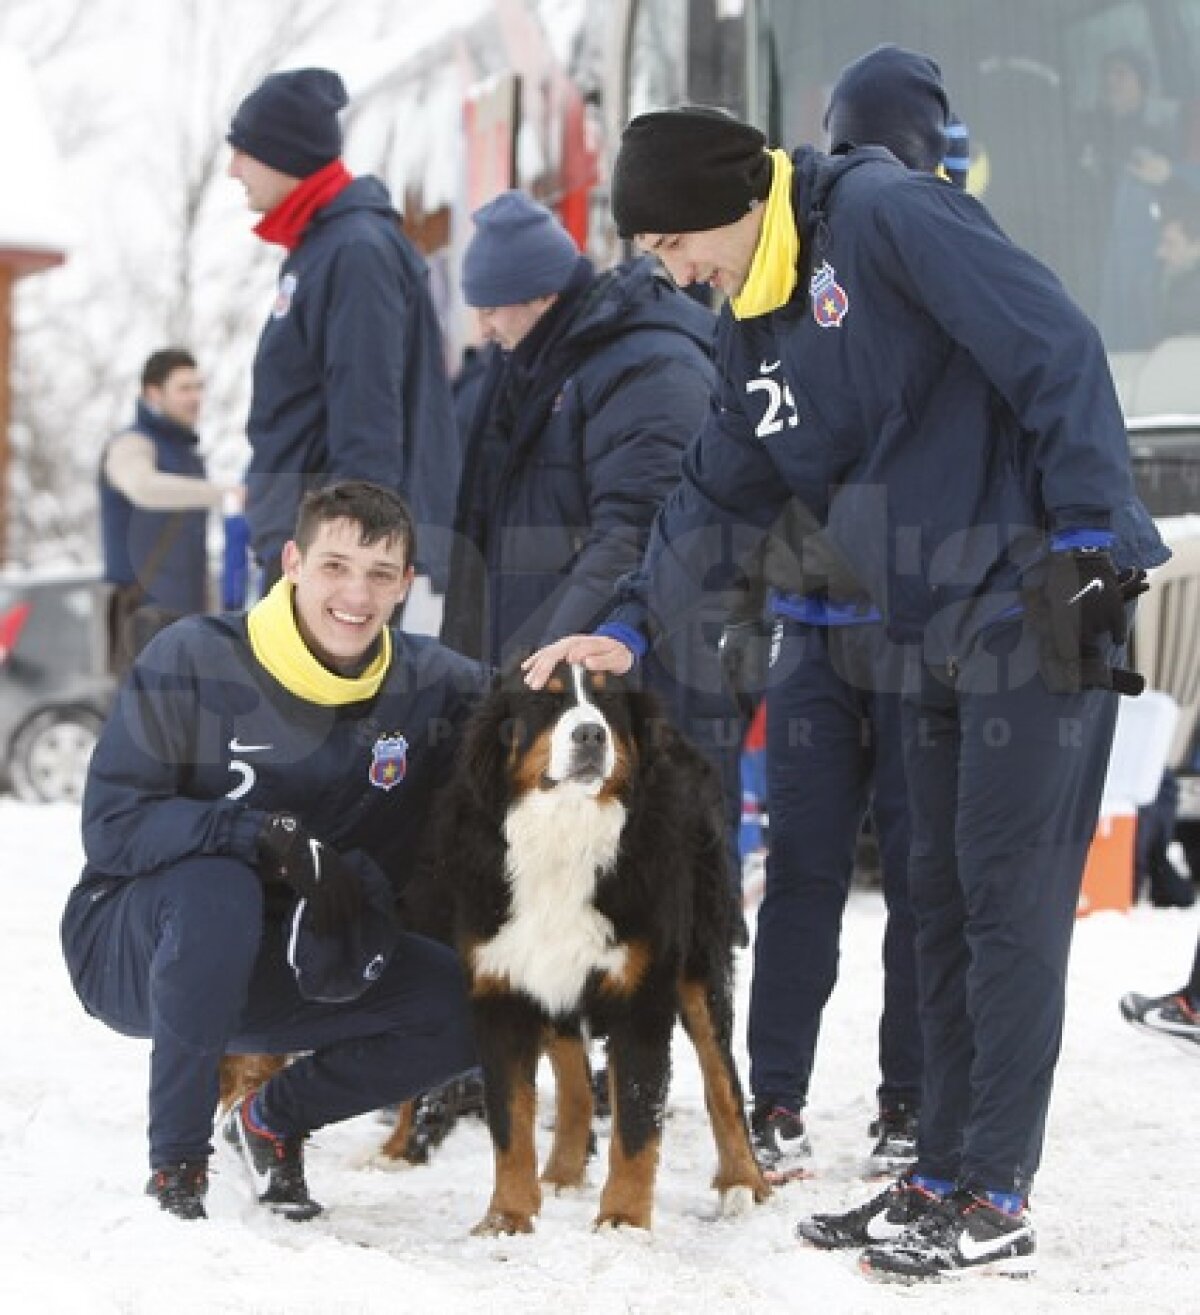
[2,797,1196,1315]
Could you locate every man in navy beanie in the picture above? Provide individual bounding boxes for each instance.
[525,45,1166,1281]
[228,67,460,594]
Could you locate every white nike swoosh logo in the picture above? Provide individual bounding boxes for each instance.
[865,1212,910,1241]
[760,359,781,374]
[1067,578,1103,606]
[956,1223,1032,1263]
[229,738,272,753]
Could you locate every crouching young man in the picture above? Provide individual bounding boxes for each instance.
[62,481,486,1221]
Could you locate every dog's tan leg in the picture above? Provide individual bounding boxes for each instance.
[375,1099,416,1162]
[677,978,770,1209]
[595,1090,659,1230]
[473,1061,541,1235]
[541,1030,593,1191]
[218,1053,289,1113]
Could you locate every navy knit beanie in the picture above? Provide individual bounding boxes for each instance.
[227,68,348,179]
[461,190,582,307]
[611,106,772,238]
[824,45,949,173]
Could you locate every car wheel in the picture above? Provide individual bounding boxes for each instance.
[9,708,104,804]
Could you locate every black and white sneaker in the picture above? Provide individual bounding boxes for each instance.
[868,1101,919,1174]
[860,1187,1036,1282]
[145,1159,208,1220]
[795,1171,939,1249]
[1120,989,1200,1054]
[750,1105,812,1183]
[223,1094,323,1221]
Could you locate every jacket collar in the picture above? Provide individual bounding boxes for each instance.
[135,398,198,446]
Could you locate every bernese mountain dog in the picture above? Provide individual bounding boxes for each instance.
[438,661,768,1235]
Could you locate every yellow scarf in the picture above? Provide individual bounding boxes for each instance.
[247,578,390,706]
[731,149,800,320]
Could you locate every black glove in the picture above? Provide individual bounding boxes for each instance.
[257,813,363,936]
[1044,548,1128,650]
[718,617,773,720]
[1025,550,1148,696]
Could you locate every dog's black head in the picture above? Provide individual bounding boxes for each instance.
[460,661,667,816]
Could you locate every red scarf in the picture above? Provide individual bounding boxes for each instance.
[254,160,354,251]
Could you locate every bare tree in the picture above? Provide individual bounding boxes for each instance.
[3,0,377,567]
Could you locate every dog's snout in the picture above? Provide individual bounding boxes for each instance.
[571,722,607,748]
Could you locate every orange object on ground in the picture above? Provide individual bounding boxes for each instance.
[1077,813,1136,917]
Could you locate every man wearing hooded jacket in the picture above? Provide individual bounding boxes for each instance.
[442,189,742,824]
[525,46,1168,1280]
[227,68,459,592]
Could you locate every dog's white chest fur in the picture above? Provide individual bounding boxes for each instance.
[473,789,627,1014]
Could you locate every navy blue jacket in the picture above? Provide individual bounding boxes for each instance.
[441,257,716,664]
[99,400,210,614]
[78,614,487,894]
[244,177,460,585]
[610,147,1168,663]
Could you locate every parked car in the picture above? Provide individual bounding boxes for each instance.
[0,571,116,804]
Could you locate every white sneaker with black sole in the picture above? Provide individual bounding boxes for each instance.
[859,1187,1035,1282]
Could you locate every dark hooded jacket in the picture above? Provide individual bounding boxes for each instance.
[244,176,459,584]
[607,146,1167,663]
[441,256,716,664]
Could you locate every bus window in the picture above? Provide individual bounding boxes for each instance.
[751,0,1200,357]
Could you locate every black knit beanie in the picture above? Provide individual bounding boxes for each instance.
[227,68,348,179]
[824,45,949,173]
[611,106,773,238]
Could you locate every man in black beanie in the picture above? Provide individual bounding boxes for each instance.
[227,67,459,594]
[527,44,1166,1282]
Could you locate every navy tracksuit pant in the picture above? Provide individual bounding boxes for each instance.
[61,856,477,1168]
[749,619,921,1112]
[902,619,1119,1196]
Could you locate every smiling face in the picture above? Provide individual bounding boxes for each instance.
[636,206,766,298]
[281,518,413,672]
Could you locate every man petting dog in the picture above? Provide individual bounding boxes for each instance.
[62,481,485,1221]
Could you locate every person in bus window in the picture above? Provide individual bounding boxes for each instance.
[1155,180,1200,338]
[522,44,1167,1281]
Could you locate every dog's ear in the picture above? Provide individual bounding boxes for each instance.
[459,689,513,817]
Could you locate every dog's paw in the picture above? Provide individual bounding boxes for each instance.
[357,1147,418,1172]
[471,1209,535,1237]
[593,1210,651,1231]
[717,1184,757,1217]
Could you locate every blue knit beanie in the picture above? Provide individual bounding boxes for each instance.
[462,190,582,307]
[824,45,949,174]
[227,68,348,179]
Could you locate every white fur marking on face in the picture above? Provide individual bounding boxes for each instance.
[543,666,616,791]
[473,791,627,1015]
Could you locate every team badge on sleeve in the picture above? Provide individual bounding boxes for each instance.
[369,733,409,791]
[272,273,298,319]
[810,261,849,328]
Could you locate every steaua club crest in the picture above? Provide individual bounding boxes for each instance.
[272,272,298,319]
[809,260,849,328]
[368,733,409,791]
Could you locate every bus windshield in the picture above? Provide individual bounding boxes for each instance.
[753,0,1200,361]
